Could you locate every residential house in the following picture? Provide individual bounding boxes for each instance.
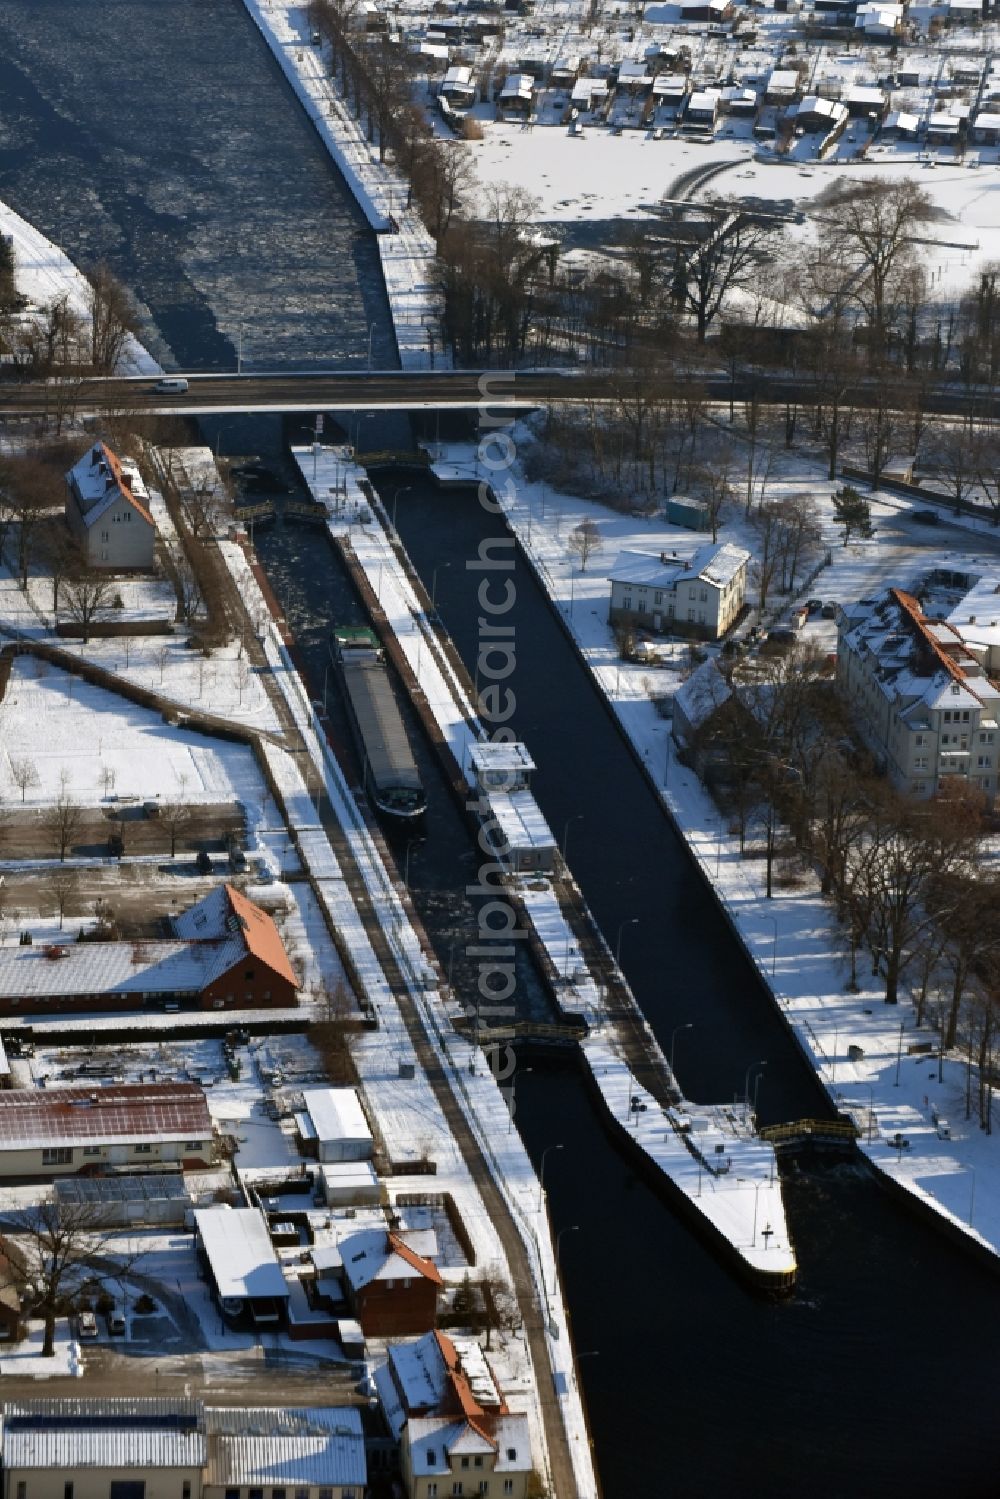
[374,1330,533,1499]
[843,84,888,119]
[0,1081,213,1181]
[684,89,721,132]
[439,65,476,110]
[671,659,734,754]
[793,94,848,140]
[497,74,534,118]
[764,68,802,105]
[837,585,1000,801]
[65,442,155,570]
[0,884,299,1018]
[971,109,1000,143]
[608,542,750,640]
[0,1400,367,1499]
[339,1227,443,1337]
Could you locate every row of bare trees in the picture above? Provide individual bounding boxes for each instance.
[0,261,139,381]
[693,647,1000,1129]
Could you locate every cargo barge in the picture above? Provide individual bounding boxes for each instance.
[331,625,427,823]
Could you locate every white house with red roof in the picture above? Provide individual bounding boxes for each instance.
[375,1330,534,1499]
[838,585,1000,801]
[65,441,156,569]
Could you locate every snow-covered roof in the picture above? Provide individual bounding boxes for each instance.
[339,1228,442,1292]
[500,73,534,100]
[795,95,847,124]
[469,741,536,775]
[609,542,749,591]
[442,64,473,88]
[688,90,720,112]
[673,659,733,734]
[0,1082,211,1151]
[0,936,244,1002]
[194,1208,288,1302]
[406,1413,531,1476]
[973,111,1000,130]
[204,1408,365,1489]
[301,1087,372,1150]
[486,789,556,854]
[65,442,155,530]
[1,1401,206,1470]
[766,68,800,92]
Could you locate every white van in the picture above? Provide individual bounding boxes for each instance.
[154,377,189,394]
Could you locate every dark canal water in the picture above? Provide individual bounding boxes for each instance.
[0,2,997,1495]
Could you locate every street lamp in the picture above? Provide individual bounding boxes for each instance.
[670,1022,693,1075]
[367,321,376,371]
[894,1020,905,1086]
[507,1066,533,1135]
[391,484,412,532]
[744,1059,767,1113]
[615,917,639,968]
[431,562,451,609]
[237,322,245,376]
[555,1223,579,1279]
[751,1180,763,1248]
[765,914,778,978]
[538,1143,563,1210]
[561,813,583,861]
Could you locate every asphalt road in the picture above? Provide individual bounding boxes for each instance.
[6,368,1000,417]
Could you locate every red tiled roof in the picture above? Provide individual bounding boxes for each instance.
[0,1082,211,1147]
[388,1231,444,1287]
[891,587,985,703]
[95,442,155,528]
[222,885,298,989]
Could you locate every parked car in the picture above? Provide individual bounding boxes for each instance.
[195,849,213,875]
[806,598,823,614]
[912,508,940,526]
[77,1311,98,1339]
[821,602,838,619]
[106,1306,126,1336]
[763,628,797,650]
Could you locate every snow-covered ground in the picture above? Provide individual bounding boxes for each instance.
[0,1320,82,1379]
[241,0,444,370]
[0,654,272,810]
[0,197,159,376]
[430,434,1000,1262]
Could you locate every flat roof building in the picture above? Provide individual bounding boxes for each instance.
[299,1088,373,1164]
[0,1082,213,1180]
[194,1208,289,1327]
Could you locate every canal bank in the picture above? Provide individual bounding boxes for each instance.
[289,441,798,1292]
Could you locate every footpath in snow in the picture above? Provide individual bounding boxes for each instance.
[293,442,795,1287]
[427,441,1000,1265]
[241,0,445,370]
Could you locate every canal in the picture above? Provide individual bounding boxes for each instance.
[0,2,997,1494]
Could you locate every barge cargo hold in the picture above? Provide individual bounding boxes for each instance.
[331,625,427,823]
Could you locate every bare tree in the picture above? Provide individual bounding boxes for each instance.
[0,455,62,589]
[6,1200,133,1357]
[672,201,781,343]
[85,262,140,374]
[47,867,79,929]
[567,519,601,572]
[43,784,81,861]
[821,178,933,359]
[10,758,37,803]
[63,573,115,644]
[160,799,192,858]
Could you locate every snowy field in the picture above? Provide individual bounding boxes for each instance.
[0,654,272,808]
